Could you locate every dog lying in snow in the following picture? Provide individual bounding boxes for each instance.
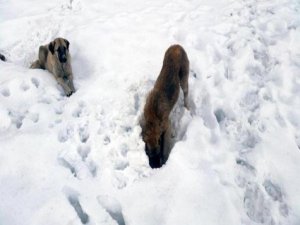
[30,38,75,97]
[141,44,189,168]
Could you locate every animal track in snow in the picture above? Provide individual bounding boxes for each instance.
[72,101,89,118]
[58,156,78,177]
[27,112,39,123]
[54,105,64,115]
[240,90,260,112]
[214,108,226,124]
[58,125,74,143]
[114,160,129,171]
[244,183,273,223]
[263,180,283,202]
[1,88,10,97]
[236,158,256,174]
[103,136,111,145]
[263,179,289,217]
[59,148,97,178]
[31,77,40,88]
[97,195,126,225]
[8,110,26,129]
[240,129,260,150]
[20,82,30,92]
[77,145,90,161]
[78,123,89,143]
[65,189,89,224]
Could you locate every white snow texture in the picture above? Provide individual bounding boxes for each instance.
[0,0,300,225]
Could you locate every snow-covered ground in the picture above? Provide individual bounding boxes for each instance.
[1,0,300,224]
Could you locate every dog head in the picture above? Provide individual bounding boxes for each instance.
[141,122,163,168]
[48,38,70,63]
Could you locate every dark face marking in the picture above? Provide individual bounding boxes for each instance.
[64,39,70,50]
[57,46,67,63]
[49,42,55,55]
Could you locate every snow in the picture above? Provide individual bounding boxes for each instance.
[1,0,300,224]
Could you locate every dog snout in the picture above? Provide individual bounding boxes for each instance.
[59,55,67,63]
[145,144,160,157]
[148,154,162,168]
[63,75,69,81]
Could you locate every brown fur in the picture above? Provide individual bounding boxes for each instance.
[0,53,5,61]
[30,38,75,96]
[141,44,189,168]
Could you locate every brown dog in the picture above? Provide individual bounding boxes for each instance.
[141,44,189,168]
[30,38,75,96]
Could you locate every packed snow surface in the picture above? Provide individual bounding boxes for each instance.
[1,0,300,224]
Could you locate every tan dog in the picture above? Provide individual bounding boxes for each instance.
[141,44,189,168]
[30,38,75,96]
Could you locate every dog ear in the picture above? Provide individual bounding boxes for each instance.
[64,39,70,49]
[48,41,55,54]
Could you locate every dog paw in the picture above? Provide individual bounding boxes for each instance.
[66,90,74,97]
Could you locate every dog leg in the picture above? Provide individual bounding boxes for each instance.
[38,46,48,69]
[30,60,42,69]
[68,78,76,93]
[30,45,48,69]
[57,77,74,97]
[162,120,173,164]
[179,60,189,110]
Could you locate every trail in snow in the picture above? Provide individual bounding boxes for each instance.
[0,0,300,225]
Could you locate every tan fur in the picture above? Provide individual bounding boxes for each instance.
[30,38,75,96]
[141,44,189,168]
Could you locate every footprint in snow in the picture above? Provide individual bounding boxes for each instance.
[58,125,74,143]
[97,195,126,225]
[1,88,10,97]
[20,81,30,92]
[31,77,40,88]
[77,145,91,161]
[244,183,273,223]
[63,187,89,224]
[77,145,98,177]
[263,179,289,217]
[72,101,89,118]
[78,123,90,143]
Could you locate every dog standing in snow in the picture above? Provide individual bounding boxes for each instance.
[141,44,189,168]
[30,38,75,97]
